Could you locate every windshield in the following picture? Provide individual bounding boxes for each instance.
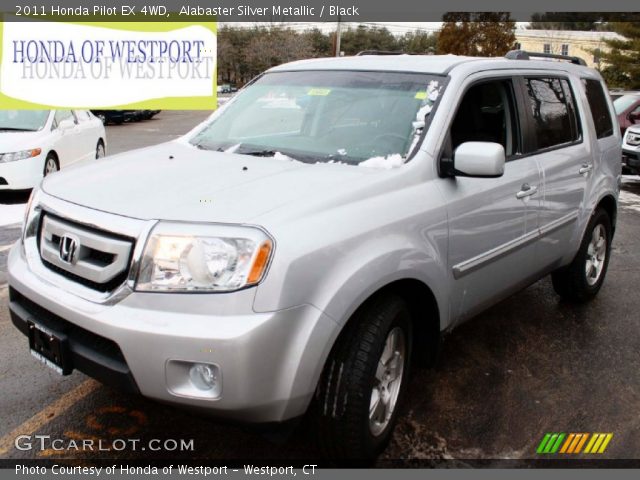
[0,110,49,131]
[191,70,446,164]
[614,95,640,115]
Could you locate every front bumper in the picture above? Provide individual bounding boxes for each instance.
[0,154,44,190]
[8,243,335,423]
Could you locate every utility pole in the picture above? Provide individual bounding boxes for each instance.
[335,15,341,57]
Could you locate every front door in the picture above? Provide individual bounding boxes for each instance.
[438,77,542,323]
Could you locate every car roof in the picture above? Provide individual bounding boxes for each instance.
[267,54,596,76]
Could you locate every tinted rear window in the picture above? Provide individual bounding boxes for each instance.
[582,79,614,139]
[524,77,579,150]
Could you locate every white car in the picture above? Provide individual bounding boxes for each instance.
[622,124,640,174]
[0,110,106,191]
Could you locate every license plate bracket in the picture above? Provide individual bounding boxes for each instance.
[28,321,72,375]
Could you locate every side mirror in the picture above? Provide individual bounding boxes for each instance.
[447,141,505,178]
[57,118,75,131]
[629,112,640,123]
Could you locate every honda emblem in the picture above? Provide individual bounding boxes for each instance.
[59,234,80,264]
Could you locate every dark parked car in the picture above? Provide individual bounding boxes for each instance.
[91,110,139,125]
[613,93,640,136]
[91,110,161,124]
[140,110,161,120]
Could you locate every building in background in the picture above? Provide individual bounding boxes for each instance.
[514,29,623,68]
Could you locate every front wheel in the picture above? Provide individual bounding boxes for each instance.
[43,153,59,177]
[552,208,612,302]
[314,294,412,461]
[96,141,106,159]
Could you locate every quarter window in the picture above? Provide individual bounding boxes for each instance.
[582,78,614,138]
[524,77,580,150]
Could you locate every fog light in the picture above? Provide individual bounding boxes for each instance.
[189,363,219,391]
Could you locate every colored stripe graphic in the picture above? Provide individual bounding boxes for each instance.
[537,433,552,454]
[574,433,589,453]
[560,433,575,453]
[538,433,613,454]
[585,433,614,454]
[537,433,565,454]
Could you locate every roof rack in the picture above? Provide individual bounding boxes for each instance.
[355,50,406,56]
[505,49,587,66]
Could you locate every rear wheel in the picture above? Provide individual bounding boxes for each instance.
[314,294,412,461]
[43,153,58,176]
[552,208,612,302]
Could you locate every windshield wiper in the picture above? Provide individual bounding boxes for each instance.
[195,143,225,152]
[0,127,36,132]
[237,148,277,157]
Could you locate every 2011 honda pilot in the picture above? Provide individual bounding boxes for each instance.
[8,51,621,459]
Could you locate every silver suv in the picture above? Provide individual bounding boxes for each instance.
[8,51,621,459]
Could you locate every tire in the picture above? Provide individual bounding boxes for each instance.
[552,208,612,302]
[96,141,106,159]
[43,153,59,177]
[314,294,413,461]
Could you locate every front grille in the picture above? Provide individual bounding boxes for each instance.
[38,213,135,292]
[41,258,130,292]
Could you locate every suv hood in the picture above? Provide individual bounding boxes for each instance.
[42,142,372,223]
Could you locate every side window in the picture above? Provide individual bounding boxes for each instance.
[582,78,614,138]
[53,110,75,129]
[524,77,579,150]
[74,110,92,122]
[449,80,520,158]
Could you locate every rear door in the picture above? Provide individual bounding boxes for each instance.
[72,110,100,161]
[519,76,589,271]
[438,76,543,322]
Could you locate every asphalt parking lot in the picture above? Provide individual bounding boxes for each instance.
[0,110,639,464]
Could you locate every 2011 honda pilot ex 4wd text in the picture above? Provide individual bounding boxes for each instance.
[8,51,621,460]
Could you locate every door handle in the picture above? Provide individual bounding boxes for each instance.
[516,183,538,199]
[579,164,593,175]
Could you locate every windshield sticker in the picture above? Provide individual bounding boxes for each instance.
[415,91,427,100]
[307,88,332,96]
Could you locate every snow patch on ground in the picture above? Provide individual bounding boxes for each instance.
[619,189,640,213]
[0,203,25,227]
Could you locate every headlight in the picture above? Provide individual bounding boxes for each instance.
[135,222,274,292]
[0,148,41,163]
[21,185,41,257]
